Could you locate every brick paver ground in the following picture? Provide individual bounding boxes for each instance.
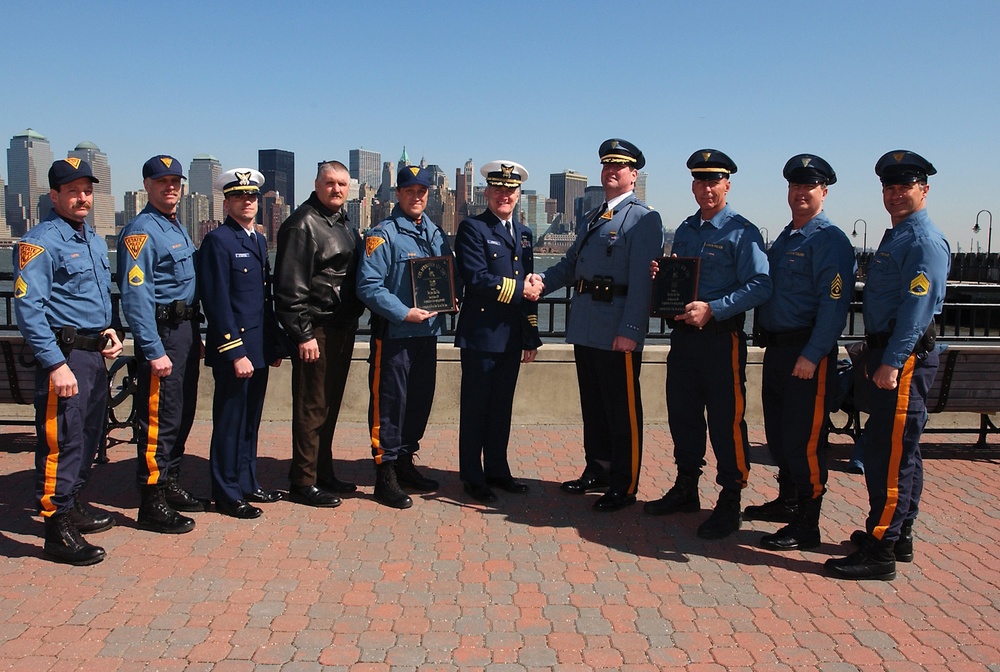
[1,420,998,671]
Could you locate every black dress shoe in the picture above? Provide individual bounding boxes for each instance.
[593,489,636,512]
[245,488,283,503]
[317,476,358,494]
[485,477,529,494]
[560,473,609,494]
[463,482,498,504]
[288,484,342,508]
[217,500,263,519]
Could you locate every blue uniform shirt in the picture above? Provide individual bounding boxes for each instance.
[863,208,950,369]
[542,193,664,350]
[13,212,113,370]
[757,212,857,364]
[670,204,771,321]
[356,205,453,339]
[117,203,198,360]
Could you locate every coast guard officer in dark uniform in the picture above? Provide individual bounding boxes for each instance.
[826,151,949,581]
[644,149,771,539]
[454,160,542,504]
[118,155,203,535]
[754,155,855,551]
[14,158,123,565]
[198,168,284,519]
[539,139,664,512]
[357,165,454,509]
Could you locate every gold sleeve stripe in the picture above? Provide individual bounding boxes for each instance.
[528,315,538,327]
[218,339,244,353]
[498,277,516,304]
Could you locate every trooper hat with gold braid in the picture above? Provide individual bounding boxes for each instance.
[783,154,837,185]
[214,168,265,196]
[875,150,937,185]
[687,149,737,181]
[481,160,529,188]
[599,138,645,170]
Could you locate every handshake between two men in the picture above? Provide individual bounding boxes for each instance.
[523,273,544,301]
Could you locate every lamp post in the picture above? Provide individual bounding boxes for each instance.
[972,209,992,256]
[759,227,769,247]
[851,218,867,253]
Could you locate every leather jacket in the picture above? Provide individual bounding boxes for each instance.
[273,192,365,342]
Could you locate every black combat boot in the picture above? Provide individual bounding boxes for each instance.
[850,519,914,562]
[697,489,742,539]
[165,468,205,512]
[825,533,896,581]
[643,470,700,515]
[138,485,196,534]
[374,462,413,509]
[67,495,115,534]
[743,473,797,523]
[44,513,105,566]
[394,453,438,492]
[760,496,822,551]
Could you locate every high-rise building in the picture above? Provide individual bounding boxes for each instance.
[426,164,447,190]
[189,154,223,222]
[178,192,210,243]
[463,159,474,205]
[399,146,411,167]
[518,190,549,240]
[6,128,54,235]
[0,174,8,240]
[549,170,587,227]
[635,172,648,204]
[575,185,606,234]
[349,148,381,191]
[123,190,148,224]
[378,161,396,204]
[67,141,115,238]
[258,149,295,222]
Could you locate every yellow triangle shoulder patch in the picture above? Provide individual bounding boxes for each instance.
[18,243,45,270]
[128,265,145,286]
[830,273,843,299]
[909,272,930,296]
[123,234,148,260]
[366,236,386,257]
[13,276,27,299]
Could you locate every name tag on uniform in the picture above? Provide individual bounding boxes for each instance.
[488,239,502,246]
[235,252,250,258]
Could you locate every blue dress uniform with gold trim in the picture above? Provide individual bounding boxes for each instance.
[753,153,856,551]
[454,161,542,493]
[199,171,282,515]
[542,139,664,510]
[356,166,453,508]
[118,155,202,527]
[826,150,950,581]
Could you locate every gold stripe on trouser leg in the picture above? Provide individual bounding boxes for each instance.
[39,378,61,517]
[144,375,162,485]
[805,357,828,498]
[873,354,915,540]
[729,333,749,486]
[625,353,640,493]
[370,337,384,464]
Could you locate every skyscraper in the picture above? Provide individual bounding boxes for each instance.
[123,190,148,224]
[378,161,396,204]
[349,148,381,190]
[258,149,295,222]
[463,159,474,205]
[189,154,223,222]
[67,141,115,238]
[6,128,54,235]
[549,170,587,227]
[0,174,8,240]
[399,146,411,167]
[635,171,648,204]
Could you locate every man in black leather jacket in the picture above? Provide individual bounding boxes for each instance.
[274,160,365,508]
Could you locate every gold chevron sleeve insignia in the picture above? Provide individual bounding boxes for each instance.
[123,234,148,260]
[909,272,930,296]
[366,236,385,257]
[18,243,44,269]
[830,273,843,299]
[498,277,516,303]
[128,265,145,286]
[13,276,27,299]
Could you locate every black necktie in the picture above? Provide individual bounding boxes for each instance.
[589,203,608,230]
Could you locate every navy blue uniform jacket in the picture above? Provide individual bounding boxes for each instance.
[454,209,542,353]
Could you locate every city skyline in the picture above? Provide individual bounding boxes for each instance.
[1,2,998,251]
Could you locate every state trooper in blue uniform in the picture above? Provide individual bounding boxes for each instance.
[13,159,124,565]
[118,155,203,534]
[198,169,284,520]
[753,155,856,551]
[454,160,542,504]
[644,149,771,539]
[357,165,454,509]
[826,151,950,581]
[540,139,664,512]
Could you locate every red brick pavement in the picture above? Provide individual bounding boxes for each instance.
[0,421,998,671]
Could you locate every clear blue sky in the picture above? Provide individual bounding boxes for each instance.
[3,1,998,251]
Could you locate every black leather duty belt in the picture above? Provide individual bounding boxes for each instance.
[755,328,812,347]
[575,276,627,303]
